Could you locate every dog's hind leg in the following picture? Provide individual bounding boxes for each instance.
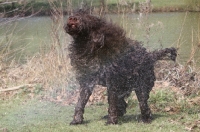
[117,97,128,117]
[70,85,93,125]
[135,88,152,123]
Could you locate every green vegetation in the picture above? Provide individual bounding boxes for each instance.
[0,88,199,132]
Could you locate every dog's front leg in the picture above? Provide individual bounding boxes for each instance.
[70,87,92,125]
[107,90,118,125]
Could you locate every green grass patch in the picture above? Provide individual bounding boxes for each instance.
[0,89,200,132]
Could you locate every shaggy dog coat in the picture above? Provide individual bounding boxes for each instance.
[64,10,177,125]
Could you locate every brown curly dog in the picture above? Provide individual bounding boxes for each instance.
[64,9,177,125]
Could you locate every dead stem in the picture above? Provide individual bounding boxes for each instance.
[177,12,187,49]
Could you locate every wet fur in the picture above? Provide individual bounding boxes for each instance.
[64,10,177,125]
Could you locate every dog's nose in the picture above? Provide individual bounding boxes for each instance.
[68,16,78,22]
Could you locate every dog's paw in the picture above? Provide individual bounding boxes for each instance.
[141,118,152,124]
[105,116,118,125]
[70,120,83,125]
[139,115,153,124]
[105,121,118,125]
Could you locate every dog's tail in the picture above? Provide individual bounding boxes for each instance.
[151,47,177,62]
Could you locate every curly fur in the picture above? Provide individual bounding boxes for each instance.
[64,9,177,125]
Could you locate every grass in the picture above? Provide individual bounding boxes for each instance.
[0,88,200,132]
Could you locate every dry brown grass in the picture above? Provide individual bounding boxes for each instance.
[0,0,77,98]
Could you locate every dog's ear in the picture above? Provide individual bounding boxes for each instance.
[92,33,104,48]
[90,32,105,53]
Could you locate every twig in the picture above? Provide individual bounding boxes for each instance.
[0,8,43,26]
[0,1,18,5]
[0,84,35,92]
[177,12,187,49]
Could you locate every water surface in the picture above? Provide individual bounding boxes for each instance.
[0,12,199,64]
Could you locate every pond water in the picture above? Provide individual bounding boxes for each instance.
[0,12,199,65]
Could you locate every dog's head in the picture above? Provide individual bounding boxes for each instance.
[64,14,82,37]
[64,9,102,38]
